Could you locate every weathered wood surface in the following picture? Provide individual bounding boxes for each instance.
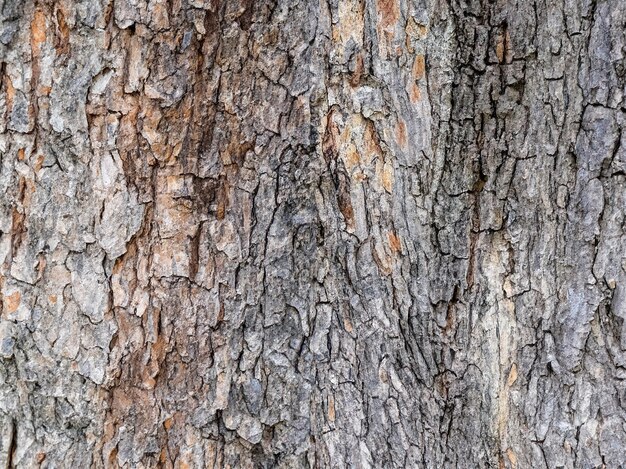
[1,0,625,467]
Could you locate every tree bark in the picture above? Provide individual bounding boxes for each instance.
[1,0,625,467]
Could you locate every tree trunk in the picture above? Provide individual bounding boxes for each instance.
[1,0,625,467]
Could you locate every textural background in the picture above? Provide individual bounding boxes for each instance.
[1,0,625,467]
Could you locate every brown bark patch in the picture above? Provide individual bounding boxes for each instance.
[328,394,336,422]
[322,113,339,162]
[395,120,407,149]
[381,163,394,192]
[407,54,425,103]
[34,154,45,172]
[387,231,402,253]
[338,190,355,230]
[5,76,15,115]
[350,53,364,87]
[4,291,21,314]
[506,448,517,467]
[496,38,504,63]
[345,146,361,170]
[364,121,383,158]
[412,54,425,80]
[216,176,229,220]
[55,8,70,56]
[342,310,354,334]
[405,17,428,40]
[31,10,47,55]
[158,448,168,465]
[496,27,512,64]
[334,1,365,49]
[409,83,421,103]
[11,209,25,256]
[376,0,399,28]
[163,417,173,430]
[36,254,46,280]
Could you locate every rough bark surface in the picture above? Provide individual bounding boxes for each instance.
[1,0,625,467]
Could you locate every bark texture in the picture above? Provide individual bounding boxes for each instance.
[1,0,626,467]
